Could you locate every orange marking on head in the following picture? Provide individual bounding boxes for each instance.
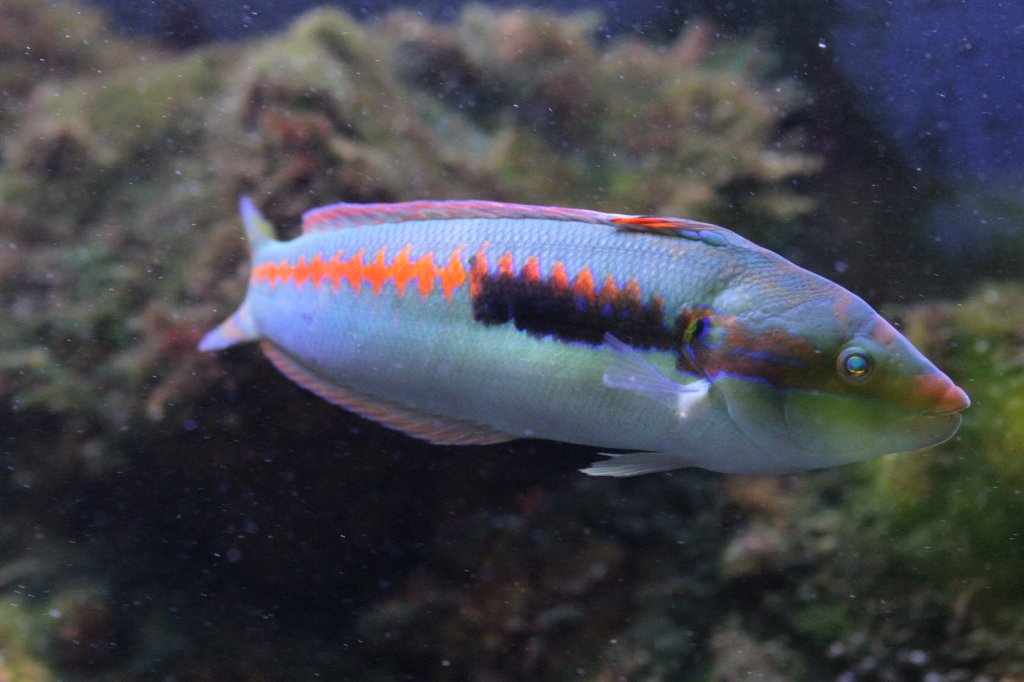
[572,266,596,300]
[830,295,851,327]
[549,261,569,289]
[497,251,515,277]
[521,255,541,283]
[871,314,899,347]
[414,252,438,298]
[440,246,466,302]
[390,244,416,297]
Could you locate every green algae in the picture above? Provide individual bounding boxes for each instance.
[0,604,54,682]
[865,284,1024,603]
[0,0,135,130]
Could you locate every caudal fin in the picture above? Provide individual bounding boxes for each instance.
[198,196,277,352]
[198,301,259,351]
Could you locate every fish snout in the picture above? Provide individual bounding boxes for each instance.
[914,372,970,415]
[936,383,971,414]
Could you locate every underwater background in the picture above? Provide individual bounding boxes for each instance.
[1,0,1023,679]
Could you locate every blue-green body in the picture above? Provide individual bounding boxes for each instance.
[200,198,969,475]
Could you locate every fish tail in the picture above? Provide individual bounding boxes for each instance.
[198,197,276,352]
[198,301,258,351]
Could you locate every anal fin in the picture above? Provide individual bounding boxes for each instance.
[260,342,514,446]
[580,451,692,477]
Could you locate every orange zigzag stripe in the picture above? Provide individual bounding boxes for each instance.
[252,245,647,309]
[251,244,468,302]
[466,249,643,308]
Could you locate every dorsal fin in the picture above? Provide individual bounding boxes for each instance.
[611,215,744,248]
[611,216,701,230]
[301,199,625,234]
[300,199,748,248]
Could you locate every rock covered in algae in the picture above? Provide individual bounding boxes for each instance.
[381,7,821,225]
[866,284,1024,601]
[358,472,728,680]
[0,0,148,128]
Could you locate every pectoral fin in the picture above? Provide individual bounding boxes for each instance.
[601,333,709,417]
[580,451,693,477]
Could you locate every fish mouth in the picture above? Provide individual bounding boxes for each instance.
[929,384,971,415]
[783,391,965,462]
[902,387,969,418]
[913,403,958,430]
[909,410,962,440]
[910,375,971,415]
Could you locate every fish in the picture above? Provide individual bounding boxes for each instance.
[199,197,970,476]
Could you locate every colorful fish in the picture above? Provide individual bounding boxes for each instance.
[199,197,969,476]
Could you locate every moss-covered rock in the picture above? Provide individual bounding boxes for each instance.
[867,284,1024,605]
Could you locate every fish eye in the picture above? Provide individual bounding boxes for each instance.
[837,348,872,383]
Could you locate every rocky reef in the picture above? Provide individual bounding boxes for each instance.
[0,1,1020,680]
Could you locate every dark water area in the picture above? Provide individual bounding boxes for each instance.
[82,0,1024,293]
[1,1,1023,680]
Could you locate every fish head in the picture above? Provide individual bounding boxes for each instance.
[685,281,969,471]
[781,307,968,465]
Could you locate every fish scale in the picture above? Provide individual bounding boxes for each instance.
[200,197,969,475]
[246,218,716,447]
